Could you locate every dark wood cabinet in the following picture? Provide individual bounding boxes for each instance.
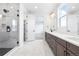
[45,32,79,56]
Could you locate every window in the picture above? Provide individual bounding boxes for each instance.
[58,9,67,28]
[60,16,66,27]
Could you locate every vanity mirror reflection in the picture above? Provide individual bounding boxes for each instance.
[57,3,79,36]
[46,3,79,36]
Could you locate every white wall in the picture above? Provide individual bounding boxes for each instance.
[19,3,27,46]
[44,13,57,32]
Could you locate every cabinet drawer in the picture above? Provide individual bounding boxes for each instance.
[56,37,66,48]
[66,50,75,56]
[67,42,79,56]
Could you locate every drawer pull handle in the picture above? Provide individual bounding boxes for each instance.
[66,52,70,56]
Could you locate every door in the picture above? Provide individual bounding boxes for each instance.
[27,15,35,41]
[26,15,44,41]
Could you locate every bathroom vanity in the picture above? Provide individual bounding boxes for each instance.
[45,32,79,56]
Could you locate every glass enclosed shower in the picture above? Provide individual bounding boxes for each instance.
[0,3,19,55]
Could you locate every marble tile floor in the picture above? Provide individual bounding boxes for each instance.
[5,40,54,56]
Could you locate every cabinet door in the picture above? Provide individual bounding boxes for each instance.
[66,50,75,56]
[56,42,66,56]
[67,42,79,56]
[56,37,66,48]
[50,38,57,55]
[45,32,50,44]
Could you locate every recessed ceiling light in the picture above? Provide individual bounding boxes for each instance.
[11,6,14,9]
[35,6,38,9]
[72,6,75,9]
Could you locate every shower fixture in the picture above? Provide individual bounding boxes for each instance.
[3,9,9,13]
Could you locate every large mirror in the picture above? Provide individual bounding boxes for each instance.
[57,3,79,36]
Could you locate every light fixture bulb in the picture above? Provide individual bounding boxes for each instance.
[35,6,38,9]
[11,6,14,9]
[72,6,75,9]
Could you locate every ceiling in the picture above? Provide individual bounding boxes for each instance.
[0,3,79,17]
[23,3,60,16]
[68,3,79,14]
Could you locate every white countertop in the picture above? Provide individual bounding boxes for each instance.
[46,31,79,47]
